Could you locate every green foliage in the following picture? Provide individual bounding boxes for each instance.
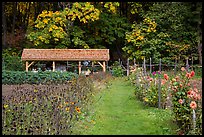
[110,61,124,77]
[2,70,78,85]
[2,48,24,71]
[140,2,201,61]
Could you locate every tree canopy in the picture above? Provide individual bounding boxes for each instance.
[2,2,202,65]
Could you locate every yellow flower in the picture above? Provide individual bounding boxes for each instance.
[49,27,53,32]
[43,19,48,24]
[64,101,69,105]
[65,107,70,112]
[4,104,8,109]
[143,97,149,102]
[34,89,38,92]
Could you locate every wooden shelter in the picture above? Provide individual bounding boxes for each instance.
[21,49,110,74]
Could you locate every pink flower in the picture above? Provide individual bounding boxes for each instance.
[164,74,169,80]
[194,88,198,93]
[149,78,153,81]
[178,99,183,104]
[193,93,201,100]
[186,73,191,79]
[161,79,166,85]
[190,101,197,109]
[187,89,196,98]
[190,71,195,77]
[181,67,186,71]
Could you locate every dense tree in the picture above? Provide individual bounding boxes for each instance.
[2,2,202,65]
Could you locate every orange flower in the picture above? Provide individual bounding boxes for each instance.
[190,101,197,109]
[190,71,195,77]
[75,106,81,113]
[164,74,169,80]
[178,99,183,104]
[181,67,185,71]
[71,102,75,105]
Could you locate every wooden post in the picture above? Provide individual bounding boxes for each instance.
[127,58,129,76]
[158,58,162,109]
[134,58,136,68]
[103,61,106,72]
[174,58,177,76]
[53,61,55,72]
[26,61,28,72]
[186,57,189,72]
[143,58,147,76]
[66,61,69,71]
[79,61,81,74]
[150,57,152,74]
[92,61,94,67]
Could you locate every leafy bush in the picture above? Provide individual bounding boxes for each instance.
[2,70,78,85]
[110,61,124,77]
[2,48,24,71]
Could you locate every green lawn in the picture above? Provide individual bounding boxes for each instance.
[77,77,178,135]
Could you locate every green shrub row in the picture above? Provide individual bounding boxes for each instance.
[2,70,78,85]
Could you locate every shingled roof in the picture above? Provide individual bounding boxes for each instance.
[21,49,110,61]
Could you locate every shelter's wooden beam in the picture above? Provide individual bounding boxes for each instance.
[103,61,106,72]
[79,61,81,74]
[28,61,35,68]
[25,61,35,72]
[98,61,106,72]
[26,61,28,72]
[53,61,55,72]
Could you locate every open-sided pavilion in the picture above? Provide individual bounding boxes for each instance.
[21,49,110,74]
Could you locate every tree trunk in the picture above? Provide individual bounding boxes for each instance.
[2,2,7,49]
[12,2,17,42]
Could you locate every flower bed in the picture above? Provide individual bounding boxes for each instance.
[128,67,202,135]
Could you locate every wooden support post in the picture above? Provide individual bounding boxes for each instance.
[127,58,129,76]
[26,61,28,72]
[98,61,106,72]
[79,61,81,74]
[158,58,162,109]
[143,58,146,76]
[150,57,152,74]
[186,57,189,72]
[103,61,106,72]
[92,61,94,67]
[53,61,55,72]
[134,58,136,68]
[25,61,35,72]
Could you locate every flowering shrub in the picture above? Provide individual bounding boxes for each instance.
[170,67,202,135]
[130,68,170,108]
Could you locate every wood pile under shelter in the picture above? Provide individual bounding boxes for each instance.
[21,49,110,74]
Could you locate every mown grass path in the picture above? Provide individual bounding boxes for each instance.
[82,78,177,135]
